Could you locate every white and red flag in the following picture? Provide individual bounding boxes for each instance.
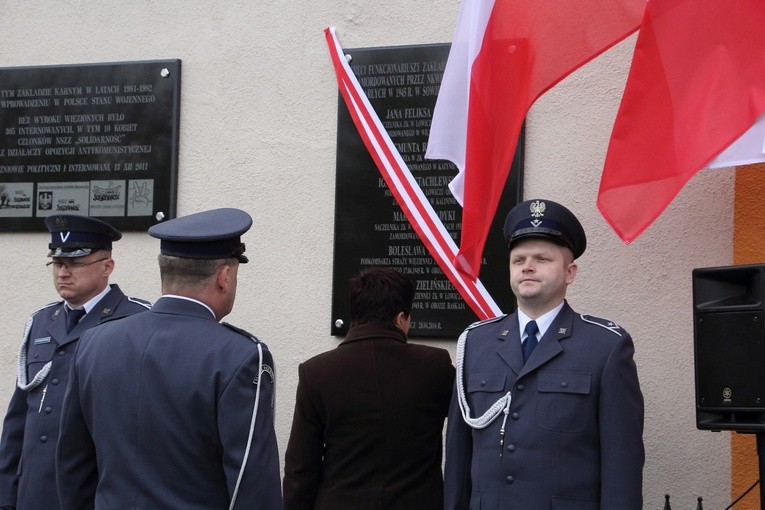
[324,27,503,320]
[599,0,765,243]
[708,113,765,170]
[426,0,645,279]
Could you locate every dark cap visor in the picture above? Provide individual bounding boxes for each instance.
[47,247,96,258]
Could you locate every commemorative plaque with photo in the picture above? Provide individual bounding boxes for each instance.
[0,59,180,231]
[331,43,523,338]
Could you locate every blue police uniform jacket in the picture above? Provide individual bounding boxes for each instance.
[444,301,644,510]
[0,284,150,510]
[55,296,282,510]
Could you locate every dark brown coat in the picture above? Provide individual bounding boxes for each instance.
[283,323,455,510]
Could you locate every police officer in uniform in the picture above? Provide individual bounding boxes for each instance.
[444,199,644,510]
[56,208,282,509]
[0,215,151,510]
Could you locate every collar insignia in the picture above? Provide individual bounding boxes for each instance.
[558,328,567,334]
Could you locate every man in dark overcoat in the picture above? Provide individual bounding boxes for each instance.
[283,267,455,510]
[444,199,644,510]
[56,208,281,509]
[0,215,150,510]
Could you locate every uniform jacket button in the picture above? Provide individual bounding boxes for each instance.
[505,475,514,484]
[561,381,568,388]
[51,378,60,385]
[516,384,525,391]
[507,444,516,452]
[40,435,48,443]
[44,407,52,414]
[511,412,520,421]
[58,350,66,356]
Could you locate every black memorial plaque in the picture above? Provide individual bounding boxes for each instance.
[0,59,180,231]
[331,44,523,338]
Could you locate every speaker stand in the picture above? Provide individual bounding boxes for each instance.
[757,432,765,509]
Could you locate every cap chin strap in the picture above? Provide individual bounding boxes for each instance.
[456,327,513,430]
[17,315,52,391]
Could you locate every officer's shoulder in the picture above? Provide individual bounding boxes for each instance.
[464,314,507,333]
[221,322,261,345]
[29,300,61,318]
[578,314,626,337]
[125,296,152,310]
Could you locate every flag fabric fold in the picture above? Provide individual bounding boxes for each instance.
[324,27,502,320]
[426,0,645,279]
[599,0,765,243]
[708,112,765,170]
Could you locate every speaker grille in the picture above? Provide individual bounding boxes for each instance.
[695,310,765,410]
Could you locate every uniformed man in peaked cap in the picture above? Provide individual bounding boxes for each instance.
[0,215,150,510]
[444,199,644,510]
[56,208,282,510]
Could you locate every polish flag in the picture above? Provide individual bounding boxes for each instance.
[599,0,765,243]
[426,0,645,279]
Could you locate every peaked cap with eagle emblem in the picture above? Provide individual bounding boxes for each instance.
[45,214,122,258]
[503,199,586,259]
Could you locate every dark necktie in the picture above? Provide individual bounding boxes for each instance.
[522,320,539,363]
[66,308,86,333]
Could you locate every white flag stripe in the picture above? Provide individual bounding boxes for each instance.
[341,77,499,317]
[425,0,496,205]
[708,112,765,169]
[326,27,502,318]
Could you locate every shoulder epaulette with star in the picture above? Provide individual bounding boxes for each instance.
[464,314,507,332]
[221,322,261,344]
[221,323,274,384]
[30,301,61,318]
[579,314,624,337]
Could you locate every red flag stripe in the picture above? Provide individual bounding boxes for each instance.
[325,27,501,319]
[343,79,497,318]
[340,73,497,317]
[325,31,477,310]
[338,64,497,318]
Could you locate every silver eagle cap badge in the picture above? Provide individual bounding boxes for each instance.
[529,200,546,218]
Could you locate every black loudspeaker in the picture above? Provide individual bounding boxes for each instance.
[693,264,765,431]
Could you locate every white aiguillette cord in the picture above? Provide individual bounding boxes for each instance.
[456,327,513,457]
[17,315,52,392]
[229,342,264,510]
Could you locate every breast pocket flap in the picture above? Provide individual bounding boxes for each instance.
[538,372,590,395]
[467,371,507,393]
[26,342,56,365]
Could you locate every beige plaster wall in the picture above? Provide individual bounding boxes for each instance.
[0,1,734,506]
